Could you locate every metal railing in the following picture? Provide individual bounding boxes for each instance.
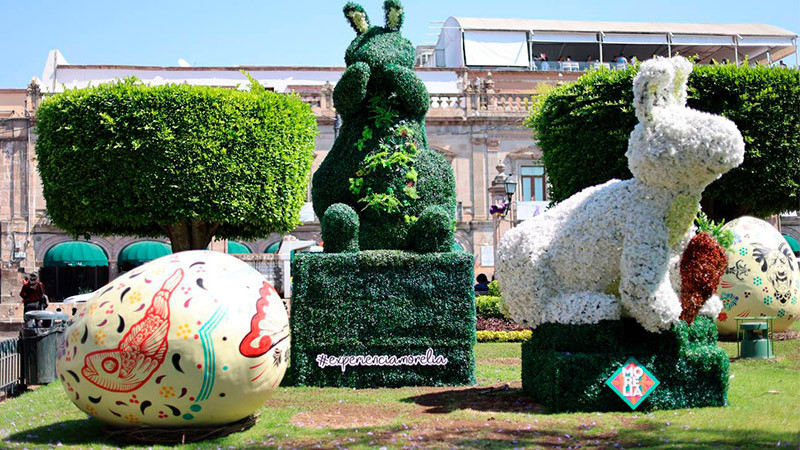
[0,337,22,398]
[301,90,537,118]
[530,61,629,71]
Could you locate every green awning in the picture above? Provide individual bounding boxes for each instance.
[266,241,280,253]
[452,242,465,252]
[44,241,109,268]
[784,234,800,253]
[119,241,172,265]
[227,241,251,254]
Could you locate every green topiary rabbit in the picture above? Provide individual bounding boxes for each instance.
[312,0,456,253]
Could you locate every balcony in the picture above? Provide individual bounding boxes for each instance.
[306,81,538,120]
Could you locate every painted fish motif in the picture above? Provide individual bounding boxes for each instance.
[82,268,184,392]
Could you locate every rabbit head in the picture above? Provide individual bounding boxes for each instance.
[343,1,415,71]
[626,56,745,192]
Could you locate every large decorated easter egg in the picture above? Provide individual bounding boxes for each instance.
[715,217,800,335]
[56,250,290,427]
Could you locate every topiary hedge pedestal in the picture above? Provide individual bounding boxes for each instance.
[287,250,476,388]
[522,317,729,412]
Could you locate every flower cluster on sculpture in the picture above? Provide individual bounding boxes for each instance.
[496,56,745,332]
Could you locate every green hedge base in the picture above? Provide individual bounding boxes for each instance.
[287,250,476,388]
[522,317,729,412]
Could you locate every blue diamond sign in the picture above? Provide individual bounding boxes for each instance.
[605,357,660,410]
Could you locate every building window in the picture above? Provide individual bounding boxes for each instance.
[520,166,547,202]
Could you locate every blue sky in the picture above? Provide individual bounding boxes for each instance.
[1,0,798,87]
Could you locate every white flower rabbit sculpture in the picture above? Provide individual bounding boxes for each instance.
[496,56,745,332]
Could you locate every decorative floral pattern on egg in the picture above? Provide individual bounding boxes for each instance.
[56,250,290,427]
[715,217,799,335]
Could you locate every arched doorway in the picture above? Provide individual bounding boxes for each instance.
[784,234,800,257]
[118,241,172,273]
[40,241,109,301]
[227,241,252,254]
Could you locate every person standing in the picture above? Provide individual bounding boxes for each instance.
[20,272,46,326]
[474,273,490,294]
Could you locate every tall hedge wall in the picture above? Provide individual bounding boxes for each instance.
[527,64,799,218]
[288,250,476,388]
[35,78,317,250]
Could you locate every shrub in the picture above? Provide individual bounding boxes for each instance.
[322,203,360,253]
[476,330,531,342]
[475,295,506,319]
[409,205,454,253]
[36,78,317,251]
[476,317,524,331]
[487,280,501,297]
[288,250,476,387]
[522,317,729,412]
[527,64,799,219]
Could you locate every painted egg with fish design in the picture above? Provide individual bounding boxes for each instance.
[715,216,800,335]
[56,250,290,427]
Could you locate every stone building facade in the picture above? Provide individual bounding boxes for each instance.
[0,59,583,302]
[2,53,796,302]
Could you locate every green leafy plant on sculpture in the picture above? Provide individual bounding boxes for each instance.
[312,0,456,251]
[694,211,735,250]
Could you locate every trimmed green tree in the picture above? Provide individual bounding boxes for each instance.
[527,63,799,220]
[35,78,317,252]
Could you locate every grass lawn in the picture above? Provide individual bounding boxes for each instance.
[1,338,798,449]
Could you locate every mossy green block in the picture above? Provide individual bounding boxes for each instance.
[527,317,717,355]
[288,250,476,388]
[521,318,728,412]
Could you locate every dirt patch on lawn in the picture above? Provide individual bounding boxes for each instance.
[282,418,552,449]
[287,383,540,431]
[292,403,404,429]
[278,417,664,449]
[774,329,800,341]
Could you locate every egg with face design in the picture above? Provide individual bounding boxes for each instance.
[715,217,800,335]
[56,250,290,427]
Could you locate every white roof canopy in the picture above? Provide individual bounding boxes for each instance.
[435,17,798,68]
[449,17,796,37]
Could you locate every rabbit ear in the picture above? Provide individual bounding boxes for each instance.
[344,2,370,35]
[670,56,693,107]
[632,57,676,122]
[384,0,404,30]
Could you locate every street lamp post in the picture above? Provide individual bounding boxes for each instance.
[488,161,517,273]
[504,174,517,224]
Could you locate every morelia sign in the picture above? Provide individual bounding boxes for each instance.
[605,357,660,410]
